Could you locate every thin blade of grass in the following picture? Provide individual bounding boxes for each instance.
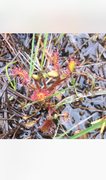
[43,33,52,68]
[54,33,65,46]
[41,33,48,69]
[6,60,17,90]
[73,33,81,38]
[85,71,96,90]
[68,119,106,139]
[71,74,78,96]
[31,33,41,76]
[29,33,35,79]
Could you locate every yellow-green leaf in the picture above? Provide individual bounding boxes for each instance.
[48,70,59,77]
[60,73,68,80]
[69,61,75,72]
[91,118,102,124]
[25,120,37,128]
[32,74,40,80]
[100,122,106,134]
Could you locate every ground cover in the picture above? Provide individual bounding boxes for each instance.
[0,33,106,139]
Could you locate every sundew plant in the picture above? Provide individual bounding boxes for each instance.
[4,33,106,139]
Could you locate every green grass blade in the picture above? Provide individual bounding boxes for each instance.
[13,78,16,90]
[54,33,65,46]
[6,60,17,90]
[29,33,35,79]
[31,33,42,77]
[43,33,52,68]
[71,74,78,96]
[41,33,48,69]
[85,71,96,91]
[68,119,106,139]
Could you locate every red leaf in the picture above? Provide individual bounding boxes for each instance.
[40,119,52,132]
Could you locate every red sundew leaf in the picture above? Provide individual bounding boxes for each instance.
[10,66,30,84]
[40,119,52,132]
[53,56,59,71]
[49,50,60,71]
[30,89,50,101]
